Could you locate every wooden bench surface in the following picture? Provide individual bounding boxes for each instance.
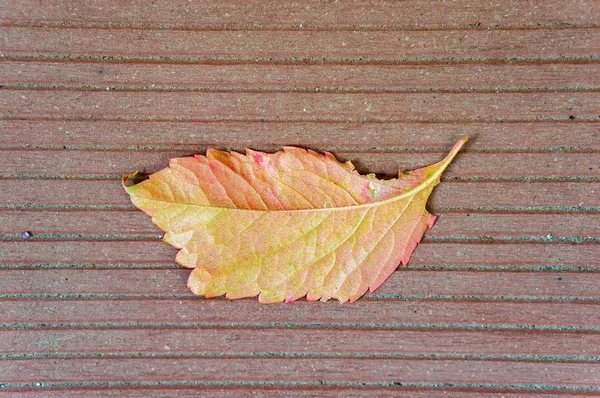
[1,1,599,396]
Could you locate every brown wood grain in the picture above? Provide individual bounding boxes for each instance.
[3,0,598,29]
[3,62,599,90]
[2,90,598,122]
[3,328,599,357]
[3,298,600,327]
[2,27,599,61]
[2,357,600,385]
[0,269,597,299]
[1,120,597,151]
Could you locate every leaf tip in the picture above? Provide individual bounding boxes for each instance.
[434,136,469,176]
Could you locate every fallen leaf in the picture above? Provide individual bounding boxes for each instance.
[123,137,467,303]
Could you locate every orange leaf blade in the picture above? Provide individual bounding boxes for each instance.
[124,137,467,303]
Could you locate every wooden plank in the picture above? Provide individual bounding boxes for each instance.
[429,213,599,238]
[1,241,597,269]
[3,328,599,357]
[2,0,598,29]
[1,269,598,299]
[2,91,597,122]
[1,150,598,179]
[3,62,599,91]
[1,27,597,61]
[2,357,599,385]
[2,211,595,238]
[1,120,597,151]
[2,180,597,209]
[2,299,599,327]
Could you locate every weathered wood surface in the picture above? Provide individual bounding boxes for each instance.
[0,0,599,396]
[3,0,598,30]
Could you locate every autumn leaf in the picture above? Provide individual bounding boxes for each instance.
[123,138,467,303]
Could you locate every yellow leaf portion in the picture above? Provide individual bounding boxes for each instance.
[124,138,467,303]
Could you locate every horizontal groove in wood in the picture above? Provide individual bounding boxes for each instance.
[2,0,598,31]
[3,175,597,184]
[3,328,599,358]
[0,388,596,398]
[1,357,600,386]
[5,116,597,123]
[1,28,598,61]
[2,62,599,92]
[0,150,597,179]
[1,269,598,299]
[3,242,596,269]
[4,84,599,95]
[2,212,594,239]
[2,180,597,209]
[4,86,600,97]
[0,121,597,151]
[2,91,598,122]
[1,293,598,304]
[0,388,593,398]
[2,352,599,363]
[4,322,600,334]
[3,234,596,245]
[2,298,599,327]
[4,54,599,66]
[3,22,600,33]
[3,264,598,273]
[5,205,597,214]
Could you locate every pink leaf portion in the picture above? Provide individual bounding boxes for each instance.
[124,137,467,303]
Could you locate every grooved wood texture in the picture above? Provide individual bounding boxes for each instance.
[0,0,599,396]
